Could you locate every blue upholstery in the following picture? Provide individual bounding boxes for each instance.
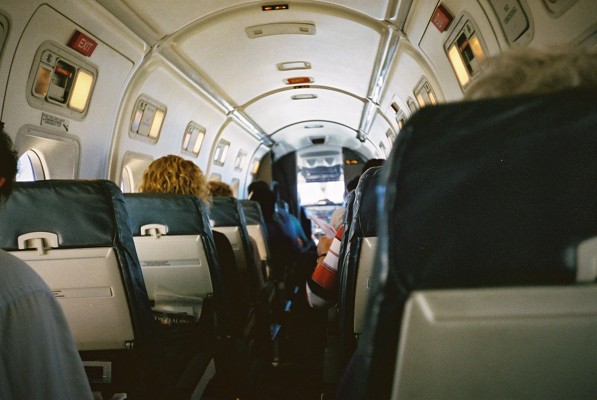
[0,179,161,398]
[240,200,271,261]
[337,167,381,364]
[209,197,262,293]
[124,193,230,333]
[338,88,597,400]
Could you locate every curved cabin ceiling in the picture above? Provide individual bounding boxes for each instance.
[97,0,406,159]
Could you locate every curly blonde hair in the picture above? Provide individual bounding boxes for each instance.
[139,155,212,204]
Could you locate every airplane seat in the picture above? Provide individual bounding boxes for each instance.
[0,179,163,399]
[124,193,231,397]
[337,87,597,400]
[337,167,381,366]
[240,199,272,282]
[208,197,278,342]
[320,188,356,391]
[209,197,264,296]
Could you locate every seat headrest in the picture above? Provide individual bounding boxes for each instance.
[125,193,209,236]
[381,87,597,291]
[240,200,265,225]
[350,166,382,238]
[0,179,126,249]
[209,197,246,227]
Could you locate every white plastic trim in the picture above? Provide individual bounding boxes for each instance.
[140,223,168,238]
[17,231,59,255]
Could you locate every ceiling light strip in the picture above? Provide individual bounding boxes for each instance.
[358,25,402,140]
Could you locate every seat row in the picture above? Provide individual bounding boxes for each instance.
[0,182,281,399]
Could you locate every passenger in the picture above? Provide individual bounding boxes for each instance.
[464,46,597,100]
[247,181,303,279]
[0,124,94,399]
[207,180,234,197]
[139,154,212,203]
[207,180,263,285]
[306,158,384,308]
[139,156,243,295]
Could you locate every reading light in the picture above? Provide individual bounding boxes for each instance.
[448,44,470,86]
[291,94,317,100]
[148,109,165,139]
[304,124,324,129]
[262,4,289,11]
[33,66,52,97]
[277,61,311,71]
[469,35,485,62]
[69,69,94,111]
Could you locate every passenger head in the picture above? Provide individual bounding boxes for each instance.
[247,180,270,198]
[247,180,275,218]
[465,47,597,100]
[208,180,234,197]
[361,158,384,173]
[139,154,211,204]
[346,158,385,194]
[0,122,18,206]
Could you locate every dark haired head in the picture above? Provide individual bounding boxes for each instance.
[362,158,384,173]
[247,180,271,197]
[0,124,19,204]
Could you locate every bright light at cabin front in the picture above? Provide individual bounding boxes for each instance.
[448,44,470,86]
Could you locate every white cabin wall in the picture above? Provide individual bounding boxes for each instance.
[109,55,225,184]
[109,54,262,193]
[374,0,597,146]
[208,121,261,189]
[0,0,145,179]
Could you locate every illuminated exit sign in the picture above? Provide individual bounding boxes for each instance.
[67,30,97,57]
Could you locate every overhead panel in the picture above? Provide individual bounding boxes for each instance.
[245,22,316,38]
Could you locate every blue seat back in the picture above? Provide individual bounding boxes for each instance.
[339,88,597,400]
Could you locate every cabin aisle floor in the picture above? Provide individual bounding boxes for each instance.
[252,297,328,400]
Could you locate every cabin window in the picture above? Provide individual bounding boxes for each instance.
[15,126,80,179]
[120,152,153,193]
[234,150,247,172]
[445,16,487,88]
[181,122,206,157]
[414,77,438,108]
[17,150,46,181]
[213,140,230,166]
[130,96,166,143]
[27,42,97,119]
